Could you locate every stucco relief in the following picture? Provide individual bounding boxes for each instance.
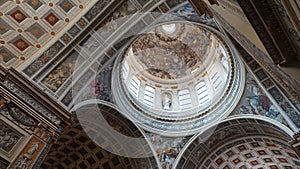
[0,104,38,134]
[0,95,10,110]
[1,80,61,125]
[0,121,22,153]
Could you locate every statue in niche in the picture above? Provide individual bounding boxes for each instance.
[24,142,39,160]
[162,92,172,110]
[14,141,40,169]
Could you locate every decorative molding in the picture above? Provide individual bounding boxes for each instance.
[281,0,300,34]
[272,0,300,61]
[1,79,62,126]
[0,94,10,110]
[6,104,37,128]
[237,0,298,64]
[1,105,54,142]
[210,7,300,106]
[32,148,49,169]
[188,0,214,17]
[0,103,38,133]
[0,66,71,128]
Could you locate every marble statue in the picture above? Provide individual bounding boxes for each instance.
[24,142,39,160]
[162,92,172,110]
[14,141,39,169]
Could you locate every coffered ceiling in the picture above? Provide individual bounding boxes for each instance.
[0,0,96,68]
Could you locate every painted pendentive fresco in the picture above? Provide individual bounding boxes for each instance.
[212,11,300,128]
[79,60,114,103]
[232,72,286,125]
[172,3,218,28]
[147,133,190,169]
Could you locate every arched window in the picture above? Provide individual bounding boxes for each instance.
[178,89,192,110]
[195,81,209,104]
[129,76,140,98]
[209,67,222,90]
[144,85,155,107]
[122,60,130,80]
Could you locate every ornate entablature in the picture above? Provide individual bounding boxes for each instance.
[0,71,70,128]
[222,0,300,68]
[0,65,71,168]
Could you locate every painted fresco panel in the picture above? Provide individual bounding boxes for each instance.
[232,72,286,125]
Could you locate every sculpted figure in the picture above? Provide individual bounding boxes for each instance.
[24,142,39,160]
[162,92,172,110]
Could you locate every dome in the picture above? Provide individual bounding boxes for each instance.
[128,22,219,81]
[112,21,245,136]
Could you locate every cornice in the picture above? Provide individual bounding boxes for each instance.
[0,66,71,127]
[0,65,8,81]
[237,0,298,64]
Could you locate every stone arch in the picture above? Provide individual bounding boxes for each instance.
[174,116,298,168]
